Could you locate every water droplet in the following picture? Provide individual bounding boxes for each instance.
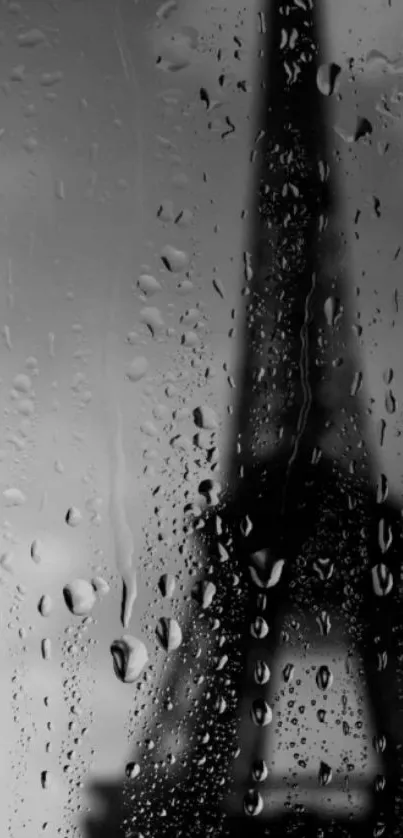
[17,28,46,47]
[372,563,393,596]
[125,761,141,779]
[91,577,110,597]
[31,539,42,563]
[192,580,216,609]
[318,760,332,786]
[156,617,182,652]
[212,277,225,299]
[252,758,268,782]
[138,274,162,296]
[282,663,295,683]
[63,579,96,616]
[158,573,176,598]
[316,63,341,96]
[38,595,53,617]
[385,390,397,414]
[249,551,285,588]
[140,306,165,338]
[324,296,341,327]
[175,207,193,227]
[40,70,63,87]
[160,244,189,273]
[374,774,386,793]
[157,200,175,222]
[126,356,149,382]
[41,770,51,789]
[182,330,198,347]
[251,698,272,726]
[110,635,148,683]
[193,405,219,431]
[376,474,389,504]
[244,789,264,816]
[354,116,373,142]
[316,665,333,691]
[250,616,269,639]
[373,734,387,753]
[254,660,271,685]
[317,708,327,723]
[312,557,334,581]
[65,507,82,527]
[41,638,52,660]
[198,479,221,506]
[13,373,32,393]
[240,515,253,537]
[3,487,26,506]
[316,610,331,636]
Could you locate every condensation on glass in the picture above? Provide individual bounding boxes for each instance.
[1,2,403,838]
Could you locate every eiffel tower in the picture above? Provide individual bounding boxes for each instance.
[84,2,403,837]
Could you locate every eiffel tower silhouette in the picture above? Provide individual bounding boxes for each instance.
[84,2,403,837]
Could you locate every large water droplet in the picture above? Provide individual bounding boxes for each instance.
[193,405,219,430]
[111,636,148,683]
[244,789,264,816]
[160,244,189,273]
[372,563,393,596]
[252,758,268,782]
[127,356,149,382]
[251,698,272,726]
[254,660,271,685]
[317,62,341,96]
[318,760,332,786]
[38,595,53,617]
[125,761,141,779]
[158,573,176,599]
[3,487,26,506]
[250,616,269,639]
[65,506,82,527]
[156,617,182,652]
[316,665,333,691]
[63,579,96,616]
[140,306,165,338]
[192,580,216,609]
[138,274,162,296]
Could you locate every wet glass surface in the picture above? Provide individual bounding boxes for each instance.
[2,1,403,836]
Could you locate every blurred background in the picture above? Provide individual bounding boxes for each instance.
[0,0,403,835]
